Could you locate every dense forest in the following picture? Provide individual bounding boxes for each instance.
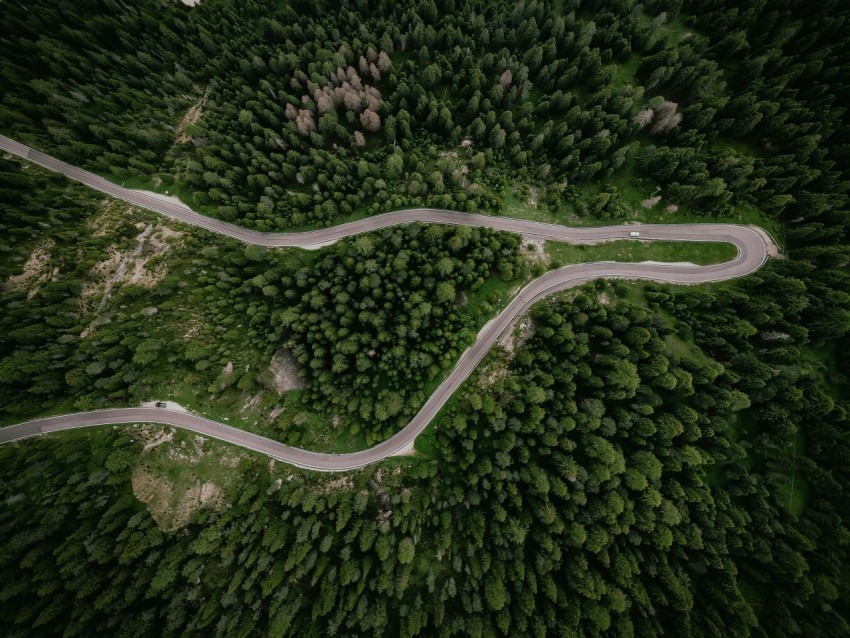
[1,0,849,636]
[5,0,845,230]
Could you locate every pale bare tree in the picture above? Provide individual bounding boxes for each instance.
[360,108,381,132]
[295,110,316,136]
[378,51,392,72]
[366,93,382,112]
[499,69,513,89]
[633,107,654,129]
[650,100,682,134]
[343,88,363,112]
[354,130,366,147]
[317,93,333,115]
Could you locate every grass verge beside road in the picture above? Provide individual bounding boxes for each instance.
[545,239,739,267]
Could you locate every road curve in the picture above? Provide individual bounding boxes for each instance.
[0,134,774,471]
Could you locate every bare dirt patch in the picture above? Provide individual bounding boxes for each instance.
[477,362,510,388]
[175,90,208,144]
[318,474,356,494]
[497,315,537,356]
[183,317,203,340]
[88,200,121,237]
[5,240,54,299]
[240,391,264,415]
[521,236,549,268]
[642,195,662,209]
[142,428,175,453]
[268,348,306,392]
[219,361,234,390]
[132,465,225,531]
[79,222,183,318]
[390,439,418,457]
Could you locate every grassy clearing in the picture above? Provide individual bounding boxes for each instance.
[151,379,279,438]
[461,271,524,323]
[633,11,700,48]
[633,196,774,233]
[164,381,370,453]
[609,54,642,91]
[98,171,216,215]
[574,176,780,233]
[662,332,719,367]
[132,425,246,489]
[413,422,437,458]
[499,190,564,224]
[271,390,369,454]
[545,238,738,266]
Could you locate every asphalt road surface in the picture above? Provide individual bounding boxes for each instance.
[0,135,775,471]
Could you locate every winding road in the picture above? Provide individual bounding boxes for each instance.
[0,134,776,471]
